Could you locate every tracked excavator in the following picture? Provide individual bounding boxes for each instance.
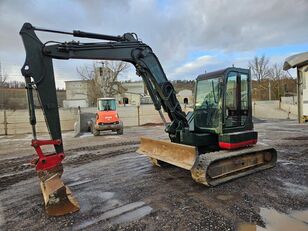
[20,23,277,216]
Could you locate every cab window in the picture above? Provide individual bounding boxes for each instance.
[98,100,116,111]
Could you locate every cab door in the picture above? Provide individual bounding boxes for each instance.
[224,70,250,131]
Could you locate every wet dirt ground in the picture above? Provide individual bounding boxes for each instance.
[0,120,307,231]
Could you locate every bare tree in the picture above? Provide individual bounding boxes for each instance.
[269,63,290,99]
[249,55,271,82]
[77,61,129,105]
[0,62,7,87]
[7,80,25,88]
[270,63,284,80]
[0,74,7,87]
[99,61,129,97]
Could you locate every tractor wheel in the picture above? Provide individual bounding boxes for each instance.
[92,124,100,136]
[117,128,123,135]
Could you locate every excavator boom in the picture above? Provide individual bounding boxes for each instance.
[20,22,188,216]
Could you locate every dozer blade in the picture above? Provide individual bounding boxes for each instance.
[137,137,197,170]
[40,174,80,216]
[137,137,277,186]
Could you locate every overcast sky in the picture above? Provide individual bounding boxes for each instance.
[0,0,307,88]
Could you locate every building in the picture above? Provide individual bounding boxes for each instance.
[63,79,148,108]
[176,89,193,105]
[117,81,146,105]
[63,80,90,108]
[283,52,308,122]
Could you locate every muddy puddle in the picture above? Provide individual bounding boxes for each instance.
[238,207,308,231]
[72,190,152,230]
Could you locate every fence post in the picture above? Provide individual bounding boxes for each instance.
[137,105,140,126]
[4,109,8,135]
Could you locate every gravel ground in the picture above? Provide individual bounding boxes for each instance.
[0,120,307,231]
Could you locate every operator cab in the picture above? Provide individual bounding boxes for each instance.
[188,67,256,149]
[194,67,253,134]
[98,98,117,111]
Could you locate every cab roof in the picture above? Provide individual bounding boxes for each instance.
[197,67,249,81]
[97,98,116,100]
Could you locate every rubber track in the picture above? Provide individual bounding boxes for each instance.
[191,144,277,186]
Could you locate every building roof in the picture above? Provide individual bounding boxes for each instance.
[64,80,90,83]
[283,52,308,70]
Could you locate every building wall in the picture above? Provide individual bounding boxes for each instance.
[65,80,89,101]
[64,80,90,108]
[116,81,145,105]
[122,81,145,94]
[64,80,146,107]
[281,65,308,117]
[176,89,193,105]
[301,65,308,116]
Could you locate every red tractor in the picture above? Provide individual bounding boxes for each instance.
[89,98,123,136]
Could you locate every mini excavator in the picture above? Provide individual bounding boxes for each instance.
[20,23,277,216]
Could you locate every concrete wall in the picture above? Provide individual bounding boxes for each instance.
[0,105,175,135]
[252,100,297,119]
[281,96,297,105]
[0,88,66,109]
[1,101,296,135]
[63,99,88,108]
[280,96,298,116]
[281,103,297,116]
[78,105,175,128]
[0,108,78,135]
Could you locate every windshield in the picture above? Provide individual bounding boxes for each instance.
[195,78,220,110]
[98,99,116,111]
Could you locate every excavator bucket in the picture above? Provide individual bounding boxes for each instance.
[39,174,80,216]
[137,137,277,186]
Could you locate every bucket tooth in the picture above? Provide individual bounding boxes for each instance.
[40,174,80,216]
